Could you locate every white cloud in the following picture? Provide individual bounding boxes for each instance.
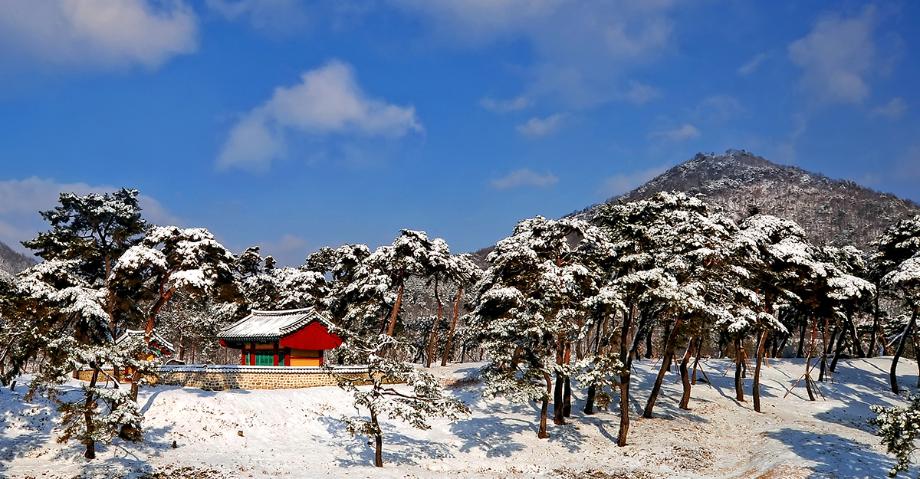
[600,164,670,198]
[516,113,566,138]
[217,60,423,171]
[0,0,197,70]
[0,177,179,253]
[392,0,676,108]
[870,97,907,119]
[649,123,700,142]
[788,6,878,104]
[490,169,558,190]
[206,0,308,35]
[480,95,531,113]
[737,52,767,76]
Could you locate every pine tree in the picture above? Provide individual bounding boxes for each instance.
[732,214,826,411]
[13,190,148,458]
[871,395,920,477]
[236,245,328,312]
[873,215,920,393]
[470,216,605,438]
[334,332,468,467]
[110,226,239,402]
[321,235,469,467]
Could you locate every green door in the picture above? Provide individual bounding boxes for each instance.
[255,352,274,366]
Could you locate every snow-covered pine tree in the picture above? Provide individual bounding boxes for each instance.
[12,190,149,458]
[110,226,239,401]
[470,216,605,438]
[424,249,482,368]
[732,214,826,410]
[13,259,148,458]
[591,197,677,445]
[158,293,242,364]
[236,245,328,312]
[820,246,875,375]
[594,192,743,419]
[871,395,920,477]
[371,231,434,337]
[333,332,468,467]
[320,235,469,467]
[440,254,481,366]
[873,215,920,393]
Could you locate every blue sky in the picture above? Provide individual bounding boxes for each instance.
[0,1,918,264]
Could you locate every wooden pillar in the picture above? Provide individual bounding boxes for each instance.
[249,343,256,366]
[273,341,279,366]
[319,349,325,367]
[239,346,245,365]
[284,348,291,366]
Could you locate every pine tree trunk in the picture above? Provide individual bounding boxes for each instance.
[912,331,920,389]
[562,343,572,418]
[803,320,817,402]
[384,283,405,337]
[829,318,849,374]
[84,366,100,459]
[562,377,572,418]
[890,310,917,394]
[538,373,551,438]
[617,371,630,446]
[868,282,881,358]
[847,309,865,358]
[440,287,463,367]
[775,333,789,358]
[753,330,768,413]
[370,408,383,467]
[584,384,596,415]
[425,278,443,368]
[735,339,745,402]
[690,336,703,385]
[643,318,682,418]
[804,374,816,401]
[661,320,672,369]
[617,309,636,447]
[583,319,603,415]
[644,329,653,359]
[796,320,807,358]
[553,371,565,425]
[679,337,694,410]
[818,321,837,382]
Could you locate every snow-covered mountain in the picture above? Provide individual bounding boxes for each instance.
[0,241,35,275]
[577,149,920,251]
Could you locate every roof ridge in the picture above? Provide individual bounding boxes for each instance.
[250,308,314,316]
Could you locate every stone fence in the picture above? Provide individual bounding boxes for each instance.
[74,365,374,391]
[156,364,373,390]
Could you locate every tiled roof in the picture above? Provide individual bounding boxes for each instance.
[217,308,333,342]
[116,329,176,353]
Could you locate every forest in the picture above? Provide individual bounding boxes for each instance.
[1,188,920,476]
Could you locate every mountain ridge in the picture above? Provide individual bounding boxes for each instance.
[574,149,920,251]
[0,240,36,276]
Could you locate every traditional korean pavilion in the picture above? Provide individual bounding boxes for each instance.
[217,308,342,367]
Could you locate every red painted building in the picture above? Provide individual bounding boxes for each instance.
[218,308,342,367]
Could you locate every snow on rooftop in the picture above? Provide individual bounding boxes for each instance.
[218,308,332,342]
[116,329,176,353]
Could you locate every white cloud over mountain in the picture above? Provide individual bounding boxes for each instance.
[217,60,422,171]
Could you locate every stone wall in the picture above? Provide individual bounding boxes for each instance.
[155,365,373,390]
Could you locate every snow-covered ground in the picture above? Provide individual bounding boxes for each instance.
[1,358,918,478]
